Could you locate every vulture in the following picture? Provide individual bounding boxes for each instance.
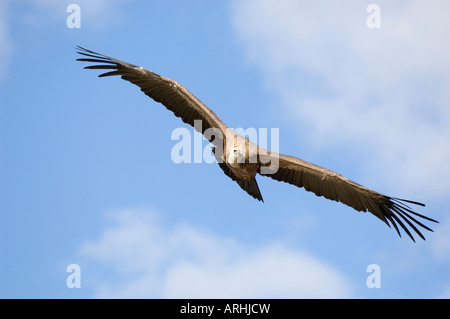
[76,46,438,242]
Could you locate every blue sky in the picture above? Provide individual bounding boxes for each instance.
[1,0,450,298]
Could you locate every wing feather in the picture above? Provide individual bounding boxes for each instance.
[260,153,438,241]
[76,46,227,145]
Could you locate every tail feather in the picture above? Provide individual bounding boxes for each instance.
[236,178,264,202]
[212,147,263,202]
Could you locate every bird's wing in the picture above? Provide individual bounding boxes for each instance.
[259,153,438,241]
[76,46,228,145]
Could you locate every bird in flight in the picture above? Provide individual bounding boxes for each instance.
[76,46,438,242]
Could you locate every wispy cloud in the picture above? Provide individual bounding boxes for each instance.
[230,0,450,199]
[78,208,354,298]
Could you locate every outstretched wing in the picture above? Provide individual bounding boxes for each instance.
[260,153,438,241]
[76,46,227,145]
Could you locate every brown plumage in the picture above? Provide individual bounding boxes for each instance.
[76,46,438,242]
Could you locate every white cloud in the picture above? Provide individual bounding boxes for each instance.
[78,208,353,298]
[230,0,450,199]
[164,244,352,298]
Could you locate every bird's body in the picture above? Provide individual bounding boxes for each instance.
[76,46,438,241]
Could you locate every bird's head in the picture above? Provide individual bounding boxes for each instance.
[227,147,245,167]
